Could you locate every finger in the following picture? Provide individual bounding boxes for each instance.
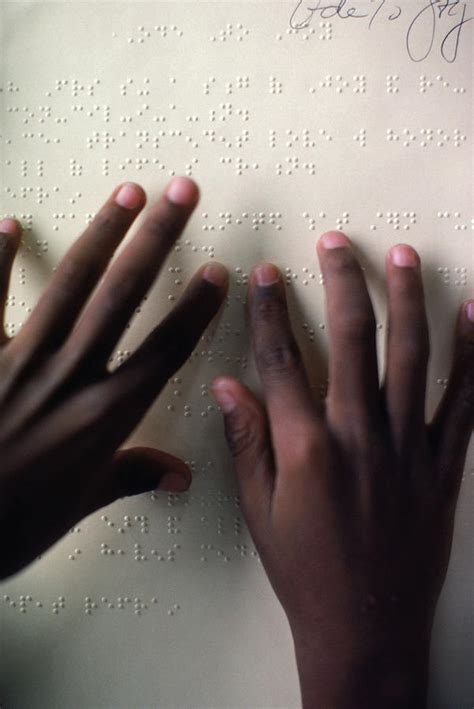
[316,231,381,442]
[102,262,229,432]
[0,218,22,346]
[247,263,322,467]
[428,300,474,498]
[82,447,192,517]
[61,177,200,373]
[10,182,146,361]
[382,244,430,457]
[211,376,274,543]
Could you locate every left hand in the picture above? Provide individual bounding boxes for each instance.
[0,177,228,579]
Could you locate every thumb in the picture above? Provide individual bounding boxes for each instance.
[211,377,274,530]
[85,447,192,515]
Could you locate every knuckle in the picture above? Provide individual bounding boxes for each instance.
[393,326,430,367]
[225,410,264,459]
[285,429,321,466]
[253,293,287,323]
[257,339,302,376]
[335,309,376,342]
[327,252,361,278]
[74,383,113,428]
[148,204,180,240]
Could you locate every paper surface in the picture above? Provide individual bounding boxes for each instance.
[0,1,473,707]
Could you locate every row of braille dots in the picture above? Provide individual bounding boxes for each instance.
[277,22,332,41]
[437,211,469,231]
[209,23,249,42]
[71,78,100,97]
[100,514,148,534]
[196,493,242,512]
[302,211,349,231]
[51,78,99,96]
[367,211,417,231]
[283,128,333,148]
[203,76,250,96]
[2,594,64,613]
[87,131,115,149]
[233,544,262,560]
[420,75,466,94]
[386,128,467,148]
[209,106,249,122]
[316,75,366,93]
[203,129,250,150]
[436,378,449,389]
[199,544,231,562]
[84,596,179,616]
[15,128,61,144]
[437,267,468,287]
[3,185,55,206]
[276,158,320,176]
[71,104,104,118]
[201,212,282,232]
[123,24,183,44]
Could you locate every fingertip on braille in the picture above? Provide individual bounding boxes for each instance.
[253,262,280,286]
[464,300,474,323]
[0,217,22,237]
[165,176,200,206]
[390,244,418,268]
[202,262,228,287]
[319,231,349,249]
[114,182,145,210]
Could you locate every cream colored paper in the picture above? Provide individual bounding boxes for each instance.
[0,1,472,707]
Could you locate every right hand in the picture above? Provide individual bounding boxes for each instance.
[211,232,473,707]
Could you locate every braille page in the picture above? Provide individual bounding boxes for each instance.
[0,1,472,707]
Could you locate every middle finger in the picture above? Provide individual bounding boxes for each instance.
[316,231,381,437]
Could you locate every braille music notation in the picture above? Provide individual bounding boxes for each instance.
[0,2,472,707]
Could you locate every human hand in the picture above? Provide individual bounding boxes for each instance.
[211,231,473,708]
[0,177,228,579]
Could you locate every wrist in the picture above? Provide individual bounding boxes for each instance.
[290,621,432,709]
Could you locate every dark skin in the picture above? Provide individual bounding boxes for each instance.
[1,177,473,707]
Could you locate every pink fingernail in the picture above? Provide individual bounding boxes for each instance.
[211,380,236,413]
[115,183,143,210]
[320,231,349,249]
[391,244,418,268]
[0,218,21,236]
[255,263,279,286]
[203,263,228,287]
[157,472,190,493]
[166,177,199,206]
[466,301,474,323]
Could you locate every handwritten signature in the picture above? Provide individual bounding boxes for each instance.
[289,0,472,63]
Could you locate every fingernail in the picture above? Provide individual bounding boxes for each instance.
[211,380,237,413]
[391,244,418,268]
[158,471,190,493]
[466,301,474,323]
[203,263,228,287]
[115,183,143,210]
[255,263,279,286]
[320,231,349,249]
[0,218,21,236]
[166,176,199,206]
